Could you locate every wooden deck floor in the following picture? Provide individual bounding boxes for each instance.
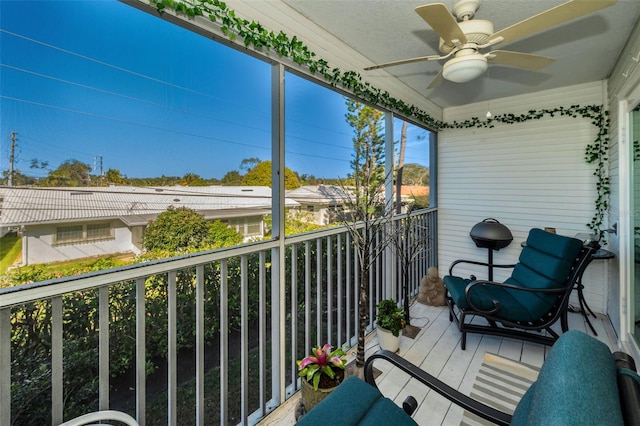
[260,302,619,426]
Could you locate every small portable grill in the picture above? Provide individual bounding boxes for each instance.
[469,218,513,281]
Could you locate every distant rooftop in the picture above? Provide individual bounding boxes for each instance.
[0,185,299,227]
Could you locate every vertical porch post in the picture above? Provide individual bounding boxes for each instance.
[271,62,286,405]
[385,112,395,300]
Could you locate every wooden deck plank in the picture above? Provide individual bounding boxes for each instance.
[259,303,619,426]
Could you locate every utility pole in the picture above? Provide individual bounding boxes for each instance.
[94,155,104,179]
[8,131,16,187]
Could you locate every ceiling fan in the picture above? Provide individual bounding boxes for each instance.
[364,0,617,89]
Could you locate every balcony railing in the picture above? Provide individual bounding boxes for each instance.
[0,208,437,425]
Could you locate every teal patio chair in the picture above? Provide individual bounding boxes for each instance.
[443,228,593,349]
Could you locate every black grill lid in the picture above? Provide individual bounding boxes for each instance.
[470,218,513,250]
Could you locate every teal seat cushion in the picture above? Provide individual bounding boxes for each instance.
[296,376,417,425]
[512,330,623,426]
[444,275,543,322]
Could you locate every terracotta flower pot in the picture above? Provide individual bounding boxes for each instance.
[377,325,402,352]
[300,369,345,412]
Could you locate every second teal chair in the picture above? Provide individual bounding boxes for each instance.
[443,228,593,349]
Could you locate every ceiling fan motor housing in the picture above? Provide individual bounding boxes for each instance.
[439,19,494,53]
[453,0,480,20]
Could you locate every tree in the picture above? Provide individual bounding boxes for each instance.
[242,160,301,189]
[178,173,207,186]
[342,99,394,371]
[402,163,429,186]
[143,207,244,254]
[41,159,92,187]
[345,100,386,194]
[239,157,261,173]
[221,170,243,185]
[30,158,49,170]
[207,220,244,248]
[105,168,126,185]
[143,206,211,252]
[1,169,37,186]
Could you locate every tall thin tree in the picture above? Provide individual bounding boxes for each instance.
[342,100,395,370]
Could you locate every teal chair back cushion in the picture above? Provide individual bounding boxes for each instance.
[511,330,623,425]
[503,229,583,319]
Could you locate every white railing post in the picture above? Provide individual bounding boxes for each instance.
[136,277,146,426]
[99,286,109,411]
[195,265,205,426]
[167,271,177,425]
[0,308,11,426]
[220,260,229,425]
[51,296,63,426]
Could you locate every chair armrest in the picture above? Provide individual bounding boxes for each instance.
[448,259,516,276]
[364,350,512,426]
[464,280,569,314]
[614,352,640,425]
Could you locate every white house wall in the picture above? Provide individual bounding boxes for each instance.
[438,81,607,313]
[23,221,137,265]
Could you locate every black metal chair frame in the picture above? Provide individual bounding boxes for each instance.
[445,244,594,350]
[364,348,640,426]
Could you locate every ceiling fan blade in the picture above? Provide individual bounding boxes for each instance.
[427,70,444,89]
[491,0,617,46]
[415,3,467,45]
[364,54,441,71]
[487,50,556,70]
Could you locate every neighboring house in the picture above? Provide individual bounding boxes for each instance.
[0,185,299,265]
[287,185,431,224]
[397,185,430,210]
[286,185,352,225]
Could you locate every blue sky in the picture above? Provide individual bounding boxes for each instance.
[1,0,429,181]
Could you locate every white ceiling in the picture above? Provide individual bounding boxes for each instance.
[281,0,640,108]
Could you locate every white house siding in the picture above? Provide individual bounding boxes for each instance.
[23,220,137,265]
[438,81,608,314]
[606,16,640,340]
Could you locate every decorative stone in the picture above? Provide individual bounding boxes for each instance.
[418,266,446,306]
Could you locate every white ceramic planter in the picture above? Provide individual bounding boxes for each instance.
[377,326,402,352]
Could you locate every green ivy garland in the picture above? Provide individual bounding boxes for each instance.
[151,0,610,237]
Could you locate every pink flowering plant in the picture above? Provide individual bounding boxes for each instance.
[297,344,347,390]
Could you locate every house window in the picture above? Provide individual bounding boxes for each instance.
[246,221,261,236]
[56,225,84,243]
[228,218,263,238]
[87,223,111,239]
[55,223,113,245]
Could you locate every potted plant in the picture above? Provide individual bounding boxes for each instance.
[297,344,347,412]
[376,299,405,352]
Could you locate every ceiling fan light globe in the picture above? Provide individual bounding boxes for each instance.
[442,55,488,83]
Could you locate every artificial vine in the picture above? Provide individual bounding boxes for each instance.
[152,0,611,238]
